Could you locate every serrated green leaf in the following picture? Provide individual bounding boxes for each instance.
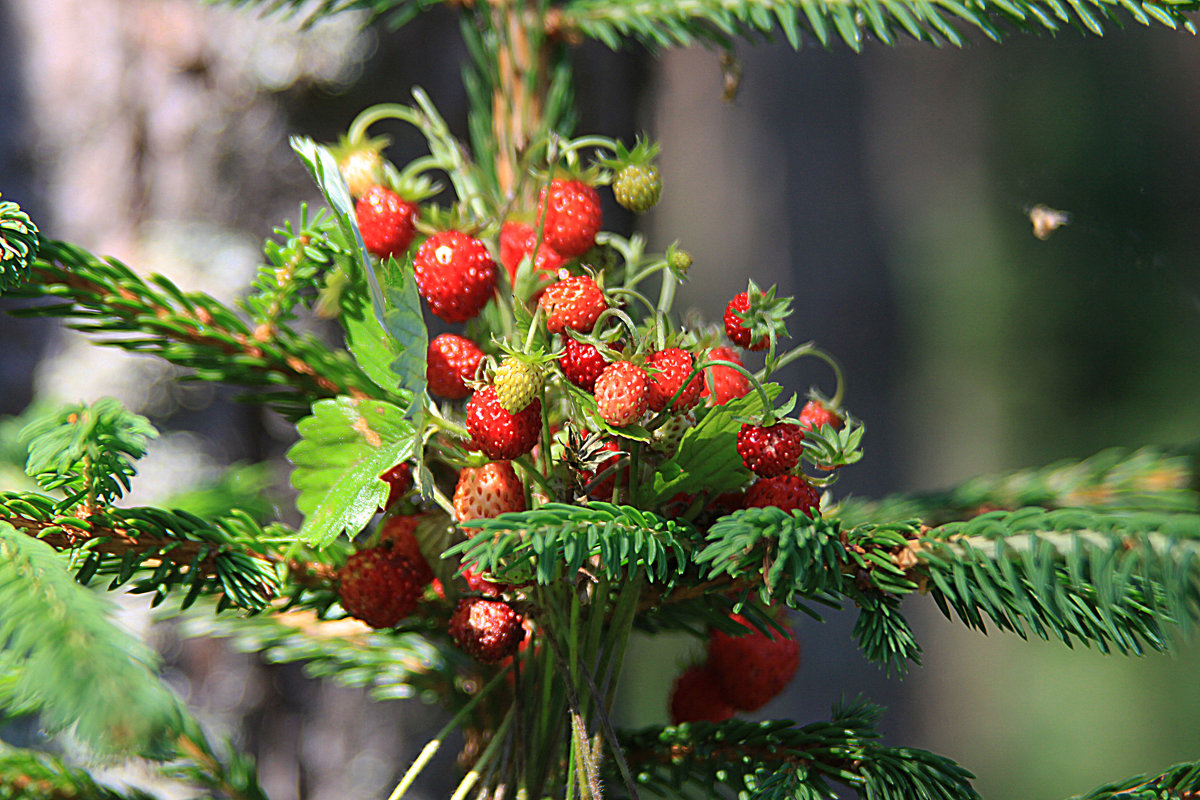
[287,396,416,546]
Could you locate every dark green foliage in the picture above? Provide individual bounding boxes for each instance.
[452,502,698,584]
[561,0,1199,53]
[918,506,1200,655]
[0,745,159,800]
[0,197,39,292]
[616,699,979,800]
[1071,757,1200,800]
[0,523,182,756]
[206,0,447,29]
[801,419,865,471]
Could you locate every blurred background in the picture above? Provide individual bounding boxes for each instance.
[2,0,1200,798]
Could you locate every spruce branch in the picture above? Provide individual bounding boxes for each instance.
[561,0,1199,53]
[0,745,159,800]
[616,699,978,800]
[9,240,382,420]
[207,0,447,28]
[0,194,39,291]
[1069,757,1200,800]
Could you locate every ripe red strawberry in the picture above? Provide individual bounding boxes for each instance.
[379,462,413,510]
[669,664,737,724]
[580,439,623,500]
[707,615,801,711]
[378,514,424,562]
[594,361,649,428]
[560,336,621,392]
[338,547,433,629]
[744,475,820,515]
[700,347,750,406]
[645,348,702,412]
[499,221,566,284]
[736,423,805,477]
[453,461,526,522]
[708,491,745,517]
[539,275,607,334]
[799,399,844,432]
[427,334,485,400]
[356,186,418,260]
[465,385,541,460]
[449,597,526,663]
[413,230,497,323]
[536,179,602,258]
[723,291,768,351]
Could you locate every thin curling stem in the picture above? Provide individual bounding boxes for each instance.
[347,103,426,145]
[590,306,642,345]
[557,135,619,158]
[762,343,847,409]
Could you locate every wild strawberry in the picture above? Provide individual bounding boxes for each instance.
[449,597,526,663]
[613,163,662,214]
[669,664,737,725]
[707,614,801,711]
[708,491,745,517]
[536,179,602,258]
[356,186,418,260]
[494,358,543,414]
[744,475,820,515]
[700,347,750,406]
[799,399,844,432]
[594,361,649,428]
[453,461,526,522]
[379,462,413,510]
[427,334,484,400]
[539,275,607,335]
[499,221,566,284]
[465,386,541,460]
[413,230,497,323]
[645,348,702,412]
[560,336,621,392]
[378,514,424,562]
[723,291,767,351]
[648,409,695,457]
[736,423,805,477]
[336,138,386,198]
[338,547,433,629]
[580,439,623,500]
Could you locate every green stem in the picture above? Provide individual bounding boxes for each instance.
[514,455,553,496]
[347,103,426,144]
[759,343,846,409]
[450,707,516,800]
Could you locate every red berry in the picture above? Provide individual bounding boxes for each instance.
[799,399,844,432]
[560,336,621,392]
[708,491,745,517]
[744,475,820,515]
[449,598,526,663]
[413,231,497,323]
[724,291,768,351]
[356,186,418,260]
[539,275,607,335]
[499,221,566,284]
[460,566,505,597]
[338,547,433,629]
[536,179,602,258]
[379,462,413,510]
[669,664,737,724]
[427,333,485,400]
[736,423,805,477]
[465,386,541,460]
[378,514,424,562]
[700,347,750,406]
[707,615,800,711]
[645,348,702,413]
[594,361,649,428]
[453,462,526,522]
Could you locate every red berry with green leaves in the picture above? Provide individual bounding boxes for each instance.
[427,333,485,400]
[799,399,844,433]
[379,462,413,510]
[736,423,805,478]
[539,275,607,334]
[645,348,702,412]
[449,597,526,663]
[466,386,541,461]
[594,361,649,428]
[724,291,768,351]
[580,439,623,500]
[378,514,424,561]
[744,475,820,515]
[453,461,526,522]
[669,664,737,724]
[700,347,750,406]
[560,336,621,392]
[356,186,418,260]
[413,230,497,323]
[338,546,433,629]
[499,221,566,284]
[707,615,801,711]
[536,179,602,258]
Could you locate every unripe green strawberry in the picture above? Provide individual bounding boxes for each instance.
[649,410,695,457]
[613,163,662,213]
[494,358,543,414]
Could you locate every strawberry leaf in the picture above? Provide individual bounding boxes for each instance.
[646,384,782,505]
[288,396,416,547]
